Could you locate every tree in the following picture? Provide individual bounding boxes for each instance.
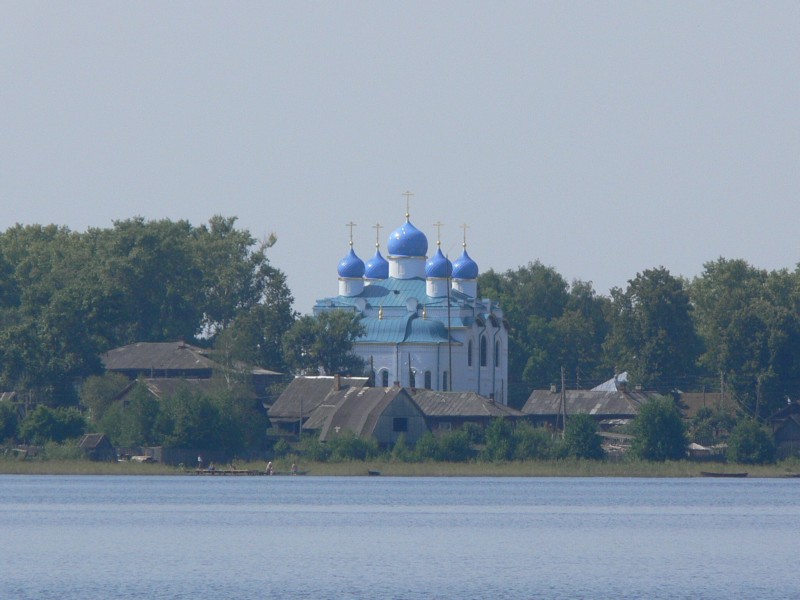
[282,311,366,375]
[690,259,800,418]
[80,373,130,422]
[564,413,605,459]
[19,405,86,444]
[0,401,18,442]
[630,396,687,461]
[726,419,776,465]
[604,267,700,393]
[478,262,609,406]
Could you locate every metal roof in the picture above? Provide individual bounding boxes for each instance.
[315,277,474,310]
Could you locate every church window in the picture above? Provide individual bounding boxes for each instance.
[410,370,416,388]
[495,341,500,366]
[468,340,473,367]
[381,370,389,387]
[424,371,432,389]
[480,336,488,367]
[442,371,448,391]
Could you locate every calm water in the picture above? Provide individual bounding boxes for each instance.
[1,475,798,599]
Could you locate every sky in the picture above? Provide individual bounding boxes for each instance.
[2,2,799,314]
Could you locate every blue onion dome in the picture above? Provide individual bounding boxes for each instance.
[337,248,365,278]
[387,219,428,257]
[425,248,452,278]
[365,248,389,279]
[452,248,479,279]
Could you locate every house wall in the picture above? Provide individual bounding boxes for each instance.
[371,395,429,446]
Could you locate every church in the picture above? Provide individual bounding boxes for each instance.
[313,201,509,405]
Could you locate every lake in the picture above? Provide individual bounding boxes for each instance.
[1,475,798,599]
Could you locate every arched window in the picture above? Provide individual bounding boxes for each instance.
[467,340,473,367]
[410,370,416,388]
[495,340,500,367]
[480,335,488,367]
[424,371,432,389]
[381,370,389,387]
[442,371,448,391]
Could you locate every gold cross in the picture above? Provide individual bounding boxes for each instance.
[461,223,469,248]
[346,221,357,246]
[433,221,444,247]
[372,223,382,248]
[402,191,414,220]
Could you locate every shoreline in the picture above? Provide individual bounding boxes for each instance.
[1,458,798,478]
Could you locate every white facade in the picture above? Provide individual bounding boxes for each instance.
[315,213,509,404]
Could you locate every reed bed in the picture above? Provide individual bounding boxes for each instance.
[2,457,798,477]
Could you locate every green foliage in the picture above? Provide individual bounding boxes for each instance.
[604,268,700,393]
[478,263,609,406]
[631,396,687,461]
[726,419,776,465]
[43,440,85,460]
[282,311,366,375]
[80,373,130,422]
[689,407,735,446]
[327,431,380,461]
[690,259,800,419]
[273,437,292,458]
[461,422,485,445]
[482,418,515,461]
[298,435,331,461]
[0,217,294,406]
[414,431,440,461]
[19,405,86,444]
[390,433,412,461]
[412,430,474,462]
[563,414,605,459]
[511,421,562,460]
[0,401,19,442]
[99,383,160,447]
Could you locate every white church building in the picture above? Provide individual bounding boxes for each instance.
[313,206,509,405]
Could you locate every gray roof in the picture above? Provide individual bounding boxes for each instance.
[315,387,419,442]
[522,389,658,418]
[411,390,525,419]
[102,342,217,372]
[78,433,112,450]
[268,376,369,421]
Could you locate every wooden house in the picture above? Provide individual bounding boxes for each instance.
[522,387,660,430]
[409,389,525,433]
[303,386,428,447]
[268,375,369,434]
[771,402,800,459]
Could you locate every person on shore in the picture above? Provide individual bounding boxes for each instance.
[291,463,297,475]
[266,461,273,475]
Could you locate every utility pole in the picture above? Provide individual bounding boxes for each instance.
[560,366,567,438]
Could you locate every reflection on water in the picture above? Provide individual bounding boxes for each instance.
[1,476,798,599]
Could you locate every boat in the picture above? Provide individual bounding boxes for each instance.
[367,470,381,476]
[700,471,748,478]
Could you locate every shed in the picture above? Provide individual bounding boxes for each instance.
[78,433,116,461]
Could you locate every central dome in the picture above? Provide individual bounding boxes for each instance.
[387,220,428,257]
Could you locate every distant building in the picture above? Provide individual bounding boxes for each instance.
[314,205,508,403]
[78,433,116,461]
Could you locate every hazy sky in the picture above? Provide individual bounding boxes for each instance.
[2,2,799,314]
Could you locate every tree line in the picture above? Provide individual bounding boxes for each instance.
[1,216,799,440]
[479,259,800,418]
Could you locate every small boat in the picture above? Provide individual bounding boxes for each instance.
[367,470,381,476]
[700,471,748,478]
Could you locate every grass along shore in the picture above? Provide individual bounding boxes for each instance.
[2,456,799,477]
